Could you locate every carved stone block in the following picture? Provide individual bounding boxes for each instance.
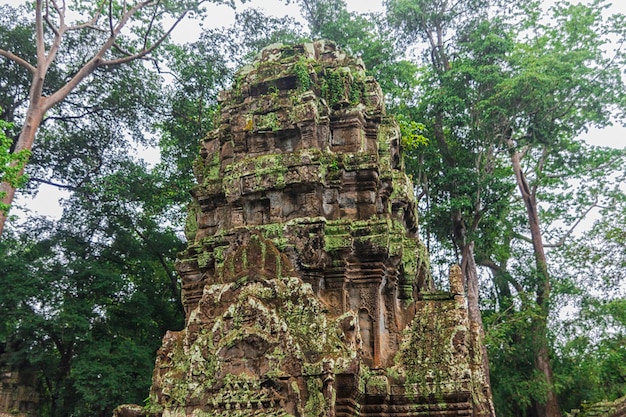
[116,41,492,417]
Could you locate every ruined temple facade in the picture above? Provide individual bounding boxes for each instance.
[118,41,493,417]
[0,363,39,417]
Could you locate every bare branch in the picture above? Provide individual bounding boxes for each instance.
[546,198,599,248]
[29,177,77,191]
[479,258,524,294]
[45,1,152,109]
[108,0,114,36]
[514,197,599,248]
[100,8,191,66]
[0,49,36,73]
[531,145,549,198]
[35,0,46,64]
[112,42,134,58]
[67,2,105,31]
[43,0,61,37]
[43,2,67,70]
[42,108,103,123]
[143,0,161,51]
[513,232,533,244]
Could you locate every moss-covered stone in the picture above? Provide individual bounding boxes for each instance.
[118,40,487,417]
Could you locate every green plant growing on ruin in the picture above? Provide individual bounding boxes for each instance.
[304,377,327,416]
[293,57,312,91]
[232,74,246,102]
[268,84,280,99]
[258,112,280,131]
[349,79,364,104]
[320,69,347,108]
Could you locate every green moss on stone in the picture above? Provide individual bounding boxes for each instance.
[184,201,199,242]
[293,57,312,91]
[341,152,378,171]
[197,250,212,269]
[256,112,280,132]
[205,150,221,181]
[253,223,288,250]
[304,377,327,417]
[366,374,389,396]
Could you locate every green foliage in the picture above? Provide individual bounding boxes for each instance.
[293,56,312,91]
[396,114,428,151]
[320,68,347,107]
[318,66,363,108]
[484,301,554,415]
[155,40,229,213]
[1,120,188,417]
[0,217,184,417]
[199,8,304,69]
[550,194,626,411]
[0,6,188,415]
[555,330,626,412]
[0,112,30,214]
[388,0,626,414]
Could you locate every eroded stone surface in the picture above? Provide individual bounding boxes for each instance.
[572,396,626,417]
[117,41,491,417]
[0,364,39,417]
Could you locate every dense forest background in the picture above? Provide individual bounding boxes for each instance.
[1,1,625,416]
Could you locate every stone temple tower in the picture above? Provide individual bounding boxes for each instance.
[116,41,493,417]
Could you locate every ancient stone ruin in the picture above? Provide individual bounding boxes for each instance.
[0,362,39,417]
[571,396,626,417]
[117,40,493,417]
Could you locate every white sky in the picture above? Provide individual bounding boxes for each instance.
[1,0,624,219]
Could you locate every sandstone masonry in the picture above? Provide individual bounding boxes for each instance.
[116,40,492,417]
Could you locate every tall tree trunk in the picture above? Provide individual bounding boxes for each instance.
[452,209,495,417]
[510,147,561,417]
[461,242,496,417]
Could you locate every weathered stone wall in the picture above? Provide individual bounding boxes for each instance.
[0,364,39,417]
[116,40,491,417]
[572,396,626,417]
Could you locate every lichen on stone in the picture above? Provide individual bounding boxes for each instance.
[116,40,490,417]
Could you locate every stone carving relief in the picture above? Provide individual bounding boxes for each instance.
[115,41,493,417]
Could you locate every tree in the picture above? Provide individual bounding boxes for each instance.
[0,0,223,236]
[482,141,625,416]
[387,0,626,415]
[384,1,532,415]
[0,7,306,414]
[0,6,186,412]
[0,206,185,417]
[1,100,188,416]
[551,188,626,411]
[480,2,625,415]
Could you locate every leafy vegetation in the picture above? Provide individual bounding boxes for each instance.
[0,111,29,214]
[1,0,625,416]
